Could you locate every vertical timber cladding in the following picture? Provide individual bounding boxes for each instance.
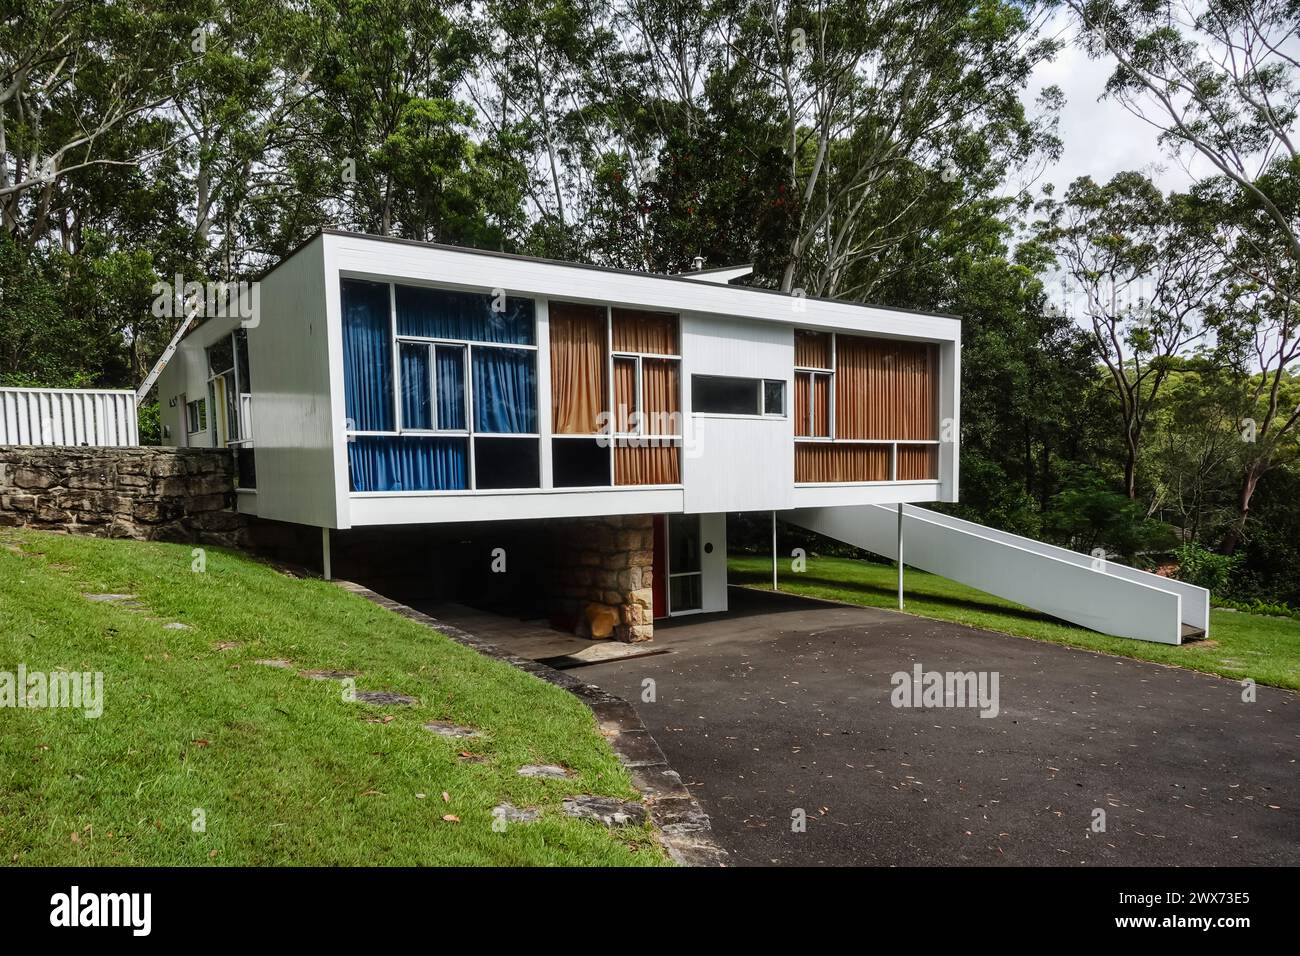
[795,332,940,482]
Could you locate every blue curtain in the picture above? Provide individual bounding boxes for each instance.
[473,348,536,433]
[341,279,394,431]
[395,284,534,344]
[400,344,432,429]
[348,436,468,491]
[436,346,466,430]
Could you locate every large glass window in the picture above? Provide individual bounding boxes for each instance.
[342,279,540,491]
[472,348,536,433]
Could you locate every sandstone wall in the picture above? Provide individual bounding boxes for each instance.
[0,445,245,545]
[548,514,655,642]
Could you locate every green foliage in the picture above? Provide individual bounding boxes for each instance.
[137,402,162,446]
[1212,597,1300,621]
[1172,542,1242,594]
[1045,468,1176,560]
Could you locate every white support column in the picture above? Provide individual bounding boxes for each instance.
[897,503,904,609]
[322,527,332,581]
[771,510,778,592]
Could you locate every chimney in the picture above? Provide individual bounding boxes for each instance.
[691,255,705,271]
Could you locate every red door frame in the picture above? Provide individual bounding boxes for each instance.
[651,515,667,619]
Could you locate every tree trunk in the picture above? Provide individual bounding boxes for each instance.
[1220,462,1264,555]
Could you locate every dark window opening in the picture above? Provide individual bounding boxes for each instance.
[474,437,540,489]
[552,438,611,487]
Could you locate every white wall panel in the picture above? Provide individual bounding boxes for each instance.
[681,313,794,513]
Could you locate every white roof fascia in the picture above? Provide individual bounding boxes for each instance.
[325,232,961,344]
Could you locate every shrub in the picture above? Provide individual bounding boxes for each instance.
[1174,542,1242,594]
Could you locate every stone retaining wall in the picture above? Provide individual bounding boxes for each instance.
[548,514,655,643]
[0,445,245,545]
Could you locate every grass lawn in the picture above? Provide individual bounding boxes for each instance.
[729,553,1300,691]
[0,529,669,866]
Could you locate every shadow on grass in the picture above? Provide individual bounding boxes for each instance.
[729,568,1064,628]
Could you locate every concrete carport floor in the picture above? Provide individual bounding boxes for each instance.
[580,588,1300,866]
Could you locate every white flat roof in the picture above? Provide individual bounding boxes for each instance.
[249,229,962,343]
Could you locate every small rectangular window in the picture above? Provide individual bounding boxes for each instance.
[186,399,207,433]
[763,380,785,416]
[692,375,761,415]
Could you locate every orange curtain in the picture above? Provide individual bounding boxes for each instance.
[812,373,830,436]
[641,358,680,435]
[612,308,678,354]
[615,442,680,484]
[795,443,890,482]
[794,371,830,436]
[896,444,938,480]
[794,372,811,436]
[834,334,937,440]
[613,357,636,432]
[550,303,607,434]
[795,330,831,369]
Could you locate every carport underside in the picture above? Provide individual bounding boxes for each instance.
[267,512,729,643]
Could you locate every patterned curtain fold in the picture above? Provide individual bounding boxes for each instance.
[342,279,394,432]
[834,335,937,440]
[615,442,680,485]
[794,443,890,482]
[549,304,607,434]
[436,346,465,430]
[348,435,468,491]
[641,359,680,435]
[612,308,678,354]
[472,348,536,433]
[400,344,431,429]
[396,285,534,344]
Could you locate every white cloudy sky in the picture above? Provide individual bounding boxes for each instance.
[1022,10,1214,197]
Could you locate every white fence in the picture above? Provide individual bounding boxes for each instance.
[0,387,139,448]
[787,503,1209,645]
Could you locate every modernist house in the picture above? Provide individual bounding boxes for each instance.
[156,230,957,636]
[156,229,1206,646]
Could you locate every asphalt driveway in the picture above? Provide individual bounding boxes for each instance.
[581,588,1300,866]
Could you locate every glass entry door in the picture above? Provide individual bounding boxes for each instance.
[667,513,703,614]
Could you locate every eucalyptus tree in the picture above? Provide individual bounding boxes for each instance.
[1043,172,1219,500]
[712,0,1061,295]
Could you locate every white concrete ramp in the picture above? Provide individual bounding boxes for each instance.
[786,504,1209,646]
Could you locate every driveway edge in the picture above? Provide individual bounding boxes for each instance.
[334,581,729,867]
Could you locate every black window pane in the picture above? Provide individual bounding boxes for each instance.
[235,329,252,391]
[764,380,785,415]
[692,375,760,415]
[670,574,702,612]
[669,513,701,573]
[474,437,540,489]
[552,438,611,487]
[207,336,234,375]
